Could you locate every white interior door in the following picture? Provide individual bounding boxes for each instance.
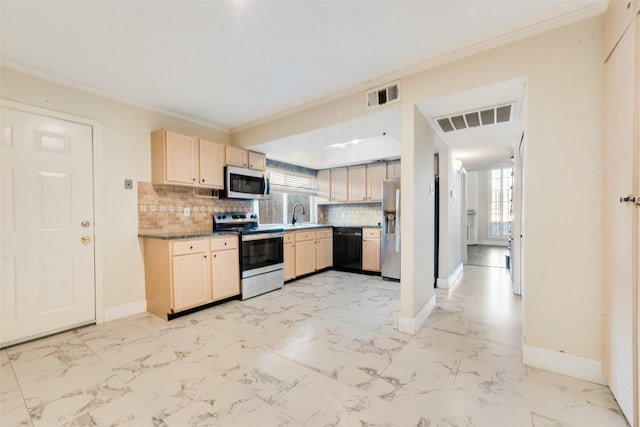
[602,16,637,425]
[1,106,96,347]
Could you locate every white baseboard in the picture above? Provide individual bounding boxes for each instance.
[523,344,606,385]
[103,299,147,323]
[437,263,464,289]
[398,293,437,335]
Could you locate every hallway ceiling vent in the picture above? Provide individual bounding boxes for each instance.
[436,104,512,133]
[366,81,400,110]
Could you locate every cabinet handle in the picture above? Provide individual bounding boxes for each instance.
[192,178,196,182]
[224,242,227,245]
[250,164,254,168]
[201,179,205,183]
[190,246,193,249]
[214,254,217,258]
[204,255,207,258]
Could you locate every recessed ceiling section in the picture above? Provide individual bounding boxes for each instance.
[437,104,513,133]
[247,108,401,170]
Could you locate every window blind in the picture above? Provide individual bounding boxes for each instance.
[268,168,317,195]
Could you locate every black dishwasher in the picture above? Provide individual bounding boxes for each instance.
[333,227,362,272]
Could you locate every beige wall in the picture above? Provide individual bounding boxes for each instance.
[234,17,604,360]
[0,68,231,310]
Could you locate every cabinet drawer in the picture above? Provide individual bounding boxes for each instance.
[210,235,238,251]
[295,230,315,242]
[284,232,295,244]
[172,239,208,256]
[316,228,332,239]
[363,228,381,238]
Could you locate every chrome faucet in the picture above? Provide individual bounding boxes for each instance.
[291,203,306,225]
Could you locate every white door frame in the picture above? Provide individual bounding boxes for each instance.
[1,99,105,325]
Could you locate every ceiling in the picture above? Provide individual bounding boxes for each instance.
[1,1,605,171]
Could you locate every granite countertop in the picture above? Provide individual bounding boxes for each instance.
[139,223,381,240]
[138,230,238,240]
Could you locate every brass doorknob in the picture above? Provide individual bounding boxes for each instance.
[81,236,92,245]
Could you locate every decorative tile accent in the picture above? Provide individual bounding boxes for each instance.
[137,182,253,234]
[318,203,381,226]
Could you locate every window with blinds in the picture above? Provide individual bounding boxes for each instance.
[268,168,317,195]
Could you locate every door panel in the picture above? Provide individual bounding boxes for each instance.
[1,107,95,346]
[602,16,637,425]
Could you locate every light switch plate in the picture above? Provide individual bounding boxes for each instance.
[124,179,133,190]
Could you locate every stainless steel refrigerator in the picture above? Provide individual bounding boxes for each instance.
[381,179,401,280]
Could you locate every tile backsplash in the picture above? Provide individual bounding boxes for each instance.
[318,203,381,226]
[138,182,253,234]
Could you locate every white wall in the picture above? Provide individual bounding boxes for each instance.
[234,17,604,362]
[437,145,464,287]
[0,68,231,312]
[398,106,436,332]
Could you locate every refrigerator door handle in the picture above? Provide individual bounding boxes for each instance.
[395,189,401,252]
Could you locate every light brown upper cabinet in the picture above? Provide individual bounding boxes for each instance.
[387,159,401,179]
[366,162,387,201]
[151,129,224,189]
[317,169,331,202]
[248,151,266,171]
[225,146,266,171]
[225,146,249,168]
[198,139,225,189]
[331,167,348,202]
[348,165,367,202]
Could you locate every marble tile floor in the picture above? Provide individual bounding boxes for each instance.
[466,245,509,268]
[1,266,629,426]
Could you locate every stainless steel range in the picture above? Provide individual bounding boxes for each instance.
[213,212,284,300]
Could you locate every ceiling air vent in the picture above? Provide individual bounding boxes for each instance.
[366,81,400,109]
[436,104,513,133]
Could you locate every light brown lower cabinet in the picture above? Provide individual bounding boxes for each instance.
[362,228,381,272]
[294,230,316,277]
[316,228,333,270]
[143,235,239,320]
[210,235,240,301]
[284,232,295,281]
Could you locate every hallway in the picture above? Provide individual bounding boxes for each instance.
[466,244,509,268]
[1,266,628,426]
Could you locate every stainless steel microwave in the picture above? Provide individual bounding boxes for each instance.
[224,166,270,199]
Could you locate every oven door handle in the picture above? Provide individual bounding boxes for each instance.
[242,232,284,241]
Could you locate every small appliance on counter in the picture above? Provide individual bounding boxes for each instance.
[213,212,283,299]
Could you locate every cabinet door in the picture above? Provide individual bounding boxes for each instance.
[284,242,295,281]
[362,238,381,272]
[199,139,225,189]
[331,167,348,202]
[387,160,401,179]
[317,169,331,202]
[348,165,367,202]
[172,252,211,311]
[295,240,316,276]
[367,163,387,201]
[165,131,197,185]
[248,151,266,171]
[211,249,240,300]
[316,237,333,270]
[226,146,248,168]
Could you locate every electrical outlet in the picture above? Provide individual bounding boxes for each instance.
[184,208,190,217]
[124,179,133,190]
